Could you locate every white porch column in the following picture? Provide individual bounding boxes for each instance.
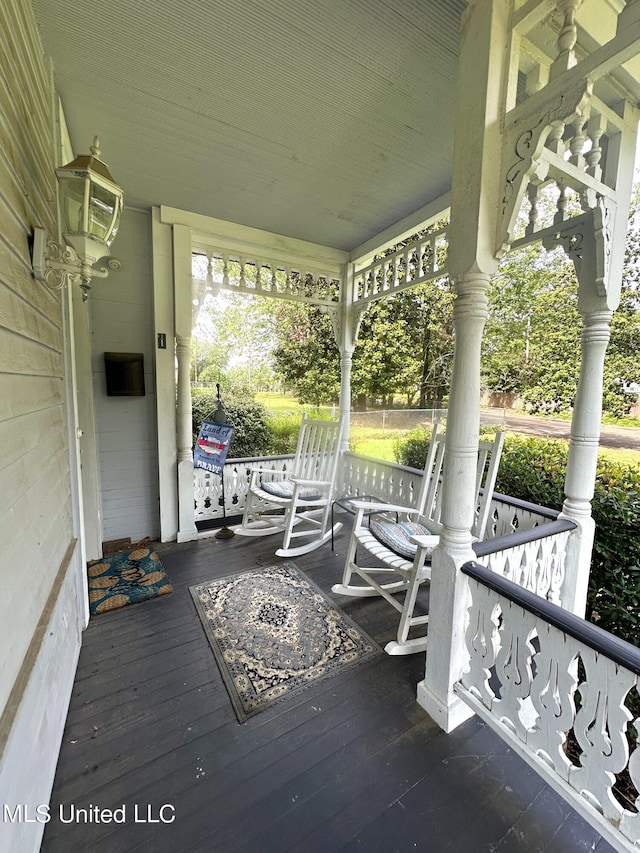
[417,271,492,731]
[560,310,612,614]
[326,262,362,456]
[338,345,354,454]
[174,224,198,543]
[416,0,509,732]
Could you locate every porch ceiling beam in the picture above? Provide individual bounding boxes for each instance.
[512,0,557,34]
[160,205,349,269]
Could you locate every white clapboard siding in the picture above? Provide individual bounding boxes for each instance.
[0,2,85,852]
[91,208,160,543]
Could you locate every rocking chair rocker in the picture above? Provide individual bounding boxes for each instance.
[235,415,345,557]
[332,428,504,655]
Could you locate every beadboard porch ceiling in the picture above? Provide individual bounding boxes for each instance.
[31,0,467,252]
[30,0,640,254]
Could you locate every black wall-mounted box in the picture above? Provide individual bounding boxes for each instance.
[104,352,145,396]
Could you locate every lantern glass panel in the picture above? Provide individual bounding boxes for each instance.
[89,181,120,245]
[58,175,88,235]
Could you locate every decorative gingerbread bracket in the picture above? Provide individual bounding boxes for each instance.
[541,196,617,308]
[496,79,593,257]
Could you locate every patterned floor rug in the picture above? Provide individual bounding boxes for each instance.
[190,561,380,722]
[87,546,173,615]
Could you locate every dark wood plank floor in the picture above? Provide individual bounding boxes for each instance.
[40,530,613,853]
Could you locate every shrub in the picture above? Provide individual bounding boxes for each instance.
[394,429,640,646]
[191,388,271,458]
[393,425,435,468]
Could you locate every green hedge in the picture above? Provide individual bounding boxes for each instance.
[395,428,640,646]
[191,388,272,459]
[192,389,309,458]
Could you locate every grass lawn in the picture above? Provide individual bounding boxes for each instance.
[256,394,640,467]
[256,392,335,418]
[349,427,640,467]
[349,427,407,461]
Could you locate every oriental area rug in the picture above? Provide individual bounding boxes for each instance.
[87,546,173,616]
[190,561,380,722]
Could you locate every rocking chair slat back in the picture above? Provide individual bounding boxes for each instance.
[293,416,343,483]
[235,414,345,558]
[425,430,505,540]
[413,422,445,519]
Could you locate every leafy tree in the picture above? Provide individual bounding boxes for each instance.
[192,290,279,390]
[271,303,340,406]
[484,243,582,413]
[604,180,640,416]
[353,278,454,407]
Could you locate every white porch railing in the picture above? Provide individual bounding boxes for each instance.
[473,519,575,605]
[194,455,294,523]
[456,562,640,853]
[195,450,562,540]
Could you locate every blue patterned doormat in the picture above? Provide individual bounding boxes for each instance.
[87,546,173,615]
[190,561,380,721]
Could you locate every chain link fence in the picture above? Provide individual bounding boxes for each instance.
[349,408,447,430]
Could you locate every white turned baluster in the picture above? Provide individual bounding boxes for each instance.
[206,252,214,288]
[525,182,539,235]
[373,264,381,296]
[222,253,230,288]
[547,120,566,155]
[551,0,582,76]
[555,181,568,223]
[569,109,589,169]
[392,256,400,289]
[586,113,607,181]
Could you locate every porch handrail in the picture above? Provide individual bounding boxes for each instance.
[456,561,640,852]
[473,517,574,558]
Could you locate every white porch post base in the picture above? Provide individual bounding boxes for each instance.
[177,459,198,542]
[557,512,595,615]
[416,679,474,733]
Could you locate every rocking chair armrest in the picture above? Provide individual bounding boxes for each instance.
[410,533,440,548]
[348,500,419,515]
[290,477,331,488]
[247,466,287,477]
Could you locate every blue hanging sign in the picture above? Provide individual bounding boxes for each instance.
[194,420,234,475]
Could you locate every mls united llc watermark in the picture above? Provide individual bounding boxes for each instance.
[3,803,176,824]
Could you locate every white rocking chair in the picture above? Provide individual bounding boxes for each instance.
[332,428,504,655]
[235,415,345,557]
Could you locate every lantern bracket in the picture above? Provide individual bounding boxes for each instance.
[32,227,122,301]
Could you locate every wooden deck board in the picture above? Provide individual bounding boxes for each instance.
[41,532,614,853]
